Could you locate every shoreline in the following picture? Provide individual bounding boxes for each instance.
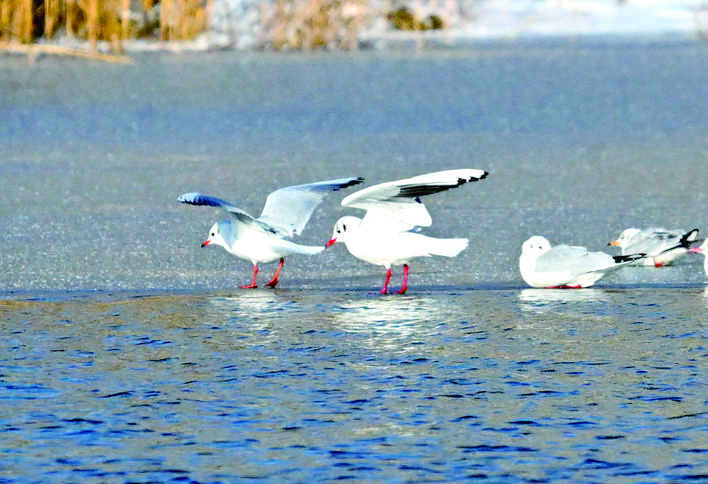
[1,28,705,64]
[2,0,707,62]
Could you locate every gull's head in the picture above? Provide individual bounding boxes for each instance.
[519,236,554,287]
[326,216,361,247]
[521,236,552,259]
[201,221,228,249]
[609,228,641,248]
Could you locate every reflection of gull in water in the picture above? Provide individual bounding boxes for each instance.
[519,287,604,305]
[205,291,300,329]
[209,291,285,313]
[200,292,456,353]
[518,288,605,316]
[334,296,442,340]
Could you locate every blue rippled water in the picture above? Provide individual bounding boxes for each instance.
[1,288,707,482]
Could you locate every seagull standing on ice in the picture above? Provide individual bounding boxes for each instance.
[519,235,645,289]
[178,177,363,288]
[608,227,699,267]
[325,169,488,294]
[689,239,708,277]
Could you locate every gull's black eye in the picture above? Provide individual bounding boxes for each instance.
[211,232,215,237]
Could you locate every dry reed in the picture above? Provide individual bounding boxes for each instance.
[0,0,209,52]
[259,0,369,50]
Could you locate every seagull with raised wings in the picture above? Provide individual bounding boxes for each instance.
[178,177,363,288]
[325,169,488,294]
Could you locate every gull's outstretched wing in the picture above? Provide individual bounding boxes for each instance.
[177,192,265,230]
[341,169,488,231]
[258,177,364,237]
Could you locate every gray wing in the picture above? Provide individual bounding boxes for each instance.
[627,228,697,255]
[258,177,364,237]
[625,229,679,253]
[177,192,270,231]
[536,245,616,274]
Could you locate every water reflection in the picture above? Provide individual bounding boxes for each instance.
[204,290,304,330]
[200,291,466,354]
[515,288,620,332]
[518,288,605,313]
[324,295,446,352]
[333,296,440,331]
[207,290,291,313]
[611,263,704,286]
[3,289,707,482]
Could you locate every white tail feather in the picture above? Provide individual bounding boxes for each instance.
[293,244,325,255]
[427,237,469,258]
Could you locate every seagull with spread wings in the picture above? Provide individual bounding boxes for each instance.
[179,177,363,288]
[326,169,488,294]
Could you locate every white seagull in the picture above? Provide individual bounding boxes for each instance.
[520,236,645,289]
[325,169,488,294]
[689,239,708,277]
[178,177,363,288]
[608,227,699,267]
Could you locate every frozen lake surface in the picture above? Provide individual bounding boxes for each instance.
[1,40,708,481]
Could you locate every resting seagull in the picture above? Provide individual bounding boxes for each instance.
[178,177,363,288]
[608,227,699,267]
[520,235,645,289]
[326,169,488,294]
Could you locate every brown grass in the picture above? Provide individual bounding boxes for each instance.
[0,0,382,54]
[0,0,209,52]
[259,0,369,50]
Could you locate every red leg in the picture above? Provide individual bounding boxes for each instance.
[396,264,409,294]
[381,268,392,294]
[240,264,259,289]
[265,258,284,288]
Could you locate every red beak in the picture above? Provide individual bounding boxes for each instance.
[325,238,336,248]
[201,240,210,248]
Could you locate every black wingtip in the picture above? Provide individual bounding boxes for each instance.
[679,228,700,247]
[396,171,489,198]
[330,177,365,192]
[613,252,646,263]
[461,171,489,185]
[177,192,221,208]
[346,177,365,188]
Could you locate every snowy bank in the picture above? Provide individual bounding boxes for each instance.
[207,0,708,50]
